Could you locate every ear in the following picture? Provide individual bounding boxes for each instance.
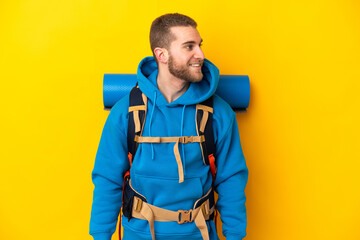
[154,47,168,63]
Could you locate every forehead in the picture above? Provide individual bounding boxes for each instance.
[169,26,202,45]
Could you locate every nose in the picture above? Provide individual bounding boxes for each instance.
[194,46,205,60]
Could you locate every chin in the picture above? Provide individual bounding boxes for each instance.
[187,76,203,83]
[194,73,203,82]
[194,77,203,82]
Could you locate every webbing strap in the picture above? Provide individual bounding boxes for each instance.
[199,111,209,133]
[128,105,146,112]
[134,135,205,183]
[194,210,208,240]
[132,196,214,240]
[131,94,147,134]
[197,104,214,114]
[135,200,155,239]
[174,141,184,183]
[135,135,205,144]
[133,110,141,133]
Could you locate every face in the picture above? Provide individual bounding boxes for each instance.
[166,26,205,82]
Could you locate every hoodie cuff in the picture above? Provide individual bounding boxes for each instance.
[91,233,113,240]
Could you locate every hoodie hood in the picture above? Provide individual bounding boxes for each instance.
[136,56,219,106]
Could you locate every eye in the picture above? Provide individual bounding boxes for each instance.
[186,45,194,50]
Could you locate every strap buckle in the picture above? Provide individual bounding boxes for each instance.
[134,197,143,212]
[179,136,193,144]
[201,200,210,217]
[177,209,193,224]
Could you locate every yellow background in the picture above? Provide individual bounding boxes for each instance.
[1,0,359,239]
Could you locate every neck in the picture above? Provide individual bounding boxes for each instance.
[157,67,189,103]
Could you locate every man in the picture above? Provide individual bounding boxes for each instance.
[90,13,248,240]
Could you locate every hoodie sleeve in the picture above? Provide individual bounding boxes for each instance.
[214,111,249,239]
[89,102,129,240]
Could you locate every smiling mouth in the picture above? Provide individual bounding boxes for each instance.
[189,62,203,72]
[189,63,203,67]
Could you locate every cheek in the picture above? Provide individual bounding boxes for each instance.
[177,49,191,59]
[171,50,192,65]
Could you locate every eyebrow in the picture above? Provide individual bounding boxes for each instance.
[181,39,203,45]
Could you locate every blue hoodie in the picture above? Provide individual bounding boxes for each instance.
[90,57,248,240]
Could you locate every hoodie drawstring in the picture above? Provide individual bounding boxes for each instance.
[149,91,157,160]
[180,105,186,177]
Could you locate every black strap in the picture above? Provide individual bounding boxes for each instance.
[127,85,147,164]
[196,96,216,166]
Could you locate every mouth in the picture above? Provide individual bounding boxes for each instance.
[189,63,202,67]
[188,63,203,70]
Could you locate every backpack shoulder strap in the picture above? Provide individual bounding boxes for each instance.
[127,84,147,165]
[121,84,148,240]
[196,96,216,180]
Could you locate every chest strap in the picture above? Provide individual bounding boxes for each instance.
[129,182,214,240]
[134,135,205,183]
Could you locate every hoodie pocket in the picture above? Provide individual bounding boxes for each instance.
[133,172,204,208]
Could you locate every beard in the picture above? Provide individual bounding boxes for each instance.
[168,55,203,82]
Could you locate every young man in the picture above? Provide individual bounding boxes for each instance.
[90,13,248,240]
